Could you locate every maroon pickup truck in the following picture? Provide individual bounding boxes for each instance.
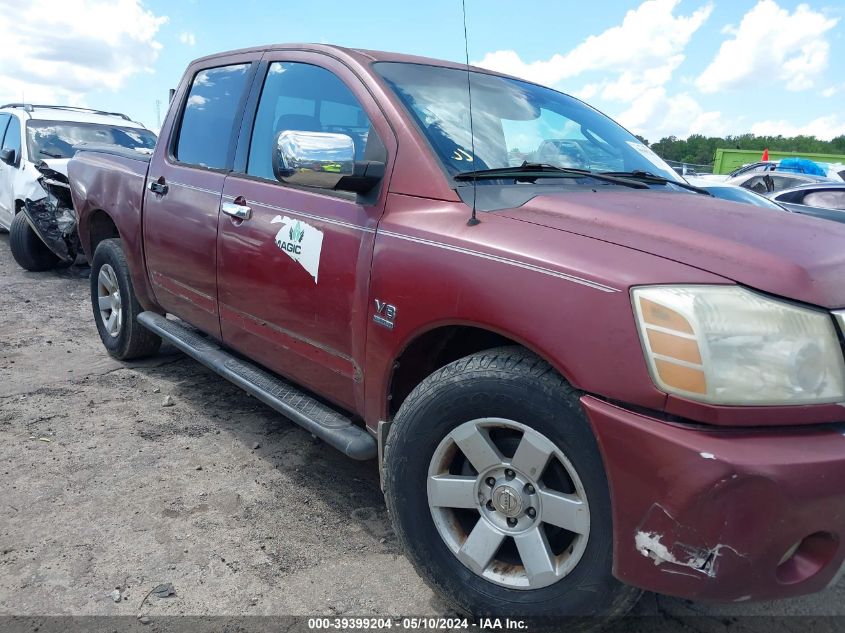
[68,44,845,619]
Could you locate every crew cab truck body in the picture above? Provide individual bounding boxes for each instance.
[68,44,845,618]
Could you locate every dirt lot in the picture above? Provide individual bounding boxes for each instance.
[0,231,842,629]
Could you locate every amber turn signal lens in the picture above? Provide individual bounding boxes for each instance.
[634,293,707,397]
[639,298,694,334]
[646,330,703,364]
[653,359,707,394]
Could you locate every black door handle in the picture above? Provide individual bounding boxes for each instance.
[148,179,168,195]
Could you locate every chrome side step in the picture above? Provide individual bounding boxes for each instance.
[137,312,376,460]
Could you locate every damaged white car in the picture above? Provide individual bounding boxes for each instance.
[0,104,156,271]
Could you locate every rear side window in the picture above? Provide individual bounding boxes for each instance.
[803,190,845,210]
[175,64,250,169]
[2,116,21,157]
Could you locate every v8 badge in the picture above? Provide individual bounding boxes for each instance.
[373,299,397,330]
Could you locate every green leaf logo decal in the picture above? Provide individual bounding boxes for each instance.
[289,221,305,243]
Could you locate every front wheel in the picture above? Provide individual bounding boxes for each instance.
[9,211,61,271]
[383,347,640,620]
[90,238,161,360]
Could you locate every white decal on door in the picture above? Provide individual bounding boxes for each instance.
[271,215,324,283]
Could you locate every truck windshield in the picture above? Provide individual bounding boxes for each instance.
[26,120,157,159]
[375,62,681,184]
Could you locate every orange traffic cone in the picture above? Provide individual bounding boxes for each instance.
[762,148,769,161]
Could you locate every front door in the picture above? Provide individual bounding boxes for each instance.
[142,58,255,338]
[0,114,19,229]
[217,54,394,411]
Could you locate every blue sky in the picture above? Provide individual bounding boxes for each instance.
[1,0,843,142]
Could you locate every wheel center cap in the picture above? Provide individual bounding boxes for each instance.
[491,484,523,517]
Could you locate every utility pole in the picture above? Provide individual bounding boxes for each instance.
[156,99,162,130]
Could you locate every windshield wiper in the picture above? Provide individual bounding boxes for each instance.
[600,170,713,196]
[39,150,64,158]
[454,163,649,189]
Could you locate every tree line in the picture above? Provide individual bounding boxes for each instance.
[635,134,845,167]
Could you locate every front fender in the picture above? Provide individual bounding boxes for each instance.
[362,193,727,428]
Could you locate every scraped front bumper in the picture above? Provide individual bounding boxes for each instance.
[583,395,845,602]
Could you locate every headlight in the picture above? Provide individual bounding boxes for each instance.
[632,285,845,405]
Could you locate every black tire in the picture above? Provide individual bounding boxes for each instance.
[90,238,161,360]
[383,347,640,621]
[9,211,61,272]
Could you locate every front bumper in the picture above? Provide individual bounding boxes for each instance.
[582,395,845,602]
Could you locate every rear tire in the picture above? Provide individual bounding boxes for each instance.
[9,211,61,271]
[383,347,640,621]
[91,238,161,360]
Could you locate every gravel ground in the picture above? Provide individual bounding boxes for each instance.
[0,231,842,630]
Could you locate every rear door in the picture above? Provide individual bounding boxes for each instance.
[143,55,256,338]
[216,53,394,411]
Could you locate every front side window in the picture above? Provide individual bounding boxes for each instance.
[26,121,156,160]
[176,63,251,169]
[375,62,680,182]
[0,114,10,147]
[246,62,379,181]
[2,116,21,157]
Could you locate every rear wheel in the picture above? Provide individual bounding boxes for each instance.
[383,347,640,620]
[9,211,61,271]
[91,238,161,360]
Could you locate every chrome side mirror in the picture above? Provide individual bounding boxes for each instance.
[272,130,355,190]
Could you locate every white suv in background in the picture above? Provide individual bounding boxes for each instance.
[0,104,156,268]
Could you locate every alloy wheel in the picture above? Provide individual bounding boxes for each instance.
[427,418,590,590]
[97,263,123,338]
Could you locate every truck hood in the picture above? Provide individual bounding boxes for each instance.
[499,190,845,309]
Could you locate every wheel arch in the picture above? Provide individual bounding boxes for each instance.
[86,208,120,256]
[386,321,579,418]
[82,207,160,312]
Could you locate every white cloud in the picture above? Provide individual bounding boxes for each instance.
[573,84,600,100]
[474,0,841,142]
[0,0,167,105]
[616,88,728,140]
[179,31,196,46]
[474,1,716,141]
[474,0,712,86]
[600,55,685,102]
[697,0,838,94]
[750,115,845,140]
[186,95,207,109]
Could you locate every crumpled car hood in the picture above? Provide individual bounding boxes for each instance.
[38,158,70,176]
[499,189,845,309]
